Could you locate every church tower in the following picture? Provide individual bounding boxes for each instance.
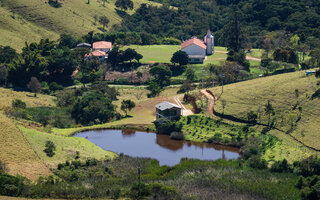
[204,29,214,55]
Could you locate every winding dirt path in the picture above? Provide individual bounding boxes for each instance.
[200,89,217,115]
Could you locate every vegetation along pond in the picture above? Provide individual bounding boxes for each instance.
[74,129,240,166]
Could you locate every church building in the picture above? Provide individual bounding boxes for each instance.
[180,30,214,64]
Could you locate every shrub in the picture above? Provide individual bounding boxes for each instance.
[130,182,150,199]
[12,99,26,109]
[153,118,182,135]
[0,174,24,196]
[149,182,177,199]
[48,0,62,8]
[247,111,257,123]
[44,140,56,157]
[248,156,268,169]
[270,159,292,173]
[49,82,64,92]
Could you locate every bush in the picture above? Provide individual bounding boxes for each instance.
[44,140,56,157]
[170,132,184,140]
[270,159,291,173]
[153,118,182,135]
[248,156,268,169]
[49,82,64,92]
[48,0,62,8]
[12,99,26,109]
[0,174,24,196]
[247,111,257,123]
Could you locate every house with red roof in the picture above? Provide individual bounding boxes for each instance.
[92,41,112,53]
[181,30,214,64]
[85,50,107,62]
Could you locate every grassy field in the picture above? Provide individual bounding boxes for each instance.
[206,70,320,162]
[19,126,117,169]
[0,88,56,180]
[0,113,51,180]
[0,0,160,49]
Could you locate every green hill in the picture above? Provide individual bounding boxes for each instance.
[0,0,160,49]
[210,70,320,162]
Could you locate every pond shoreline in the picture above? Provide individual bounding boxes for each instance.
[74,129,240,166]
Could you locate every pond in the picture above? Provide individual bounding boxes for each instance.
[74,129,240,166]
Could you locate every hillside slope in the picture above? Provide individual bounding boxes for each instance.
[210,70,320,161]
[0,0,159,49]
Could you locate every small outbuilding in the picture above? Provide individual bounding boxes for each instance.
[92,41,112,53]
[155,101,182,120]
[76,43,91,49]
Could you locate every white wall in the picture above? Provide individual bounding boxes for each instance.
[182,44,206,56]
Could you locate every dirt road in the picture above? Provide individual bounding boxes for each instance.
[174,95,193,116]
[200,89,216,115]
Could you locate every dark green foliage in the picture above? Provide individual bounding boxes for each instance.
[271,159,292,173]
[71,91,116,125]
[273,47,299,64]
[121,99,136,116]
[122,1,320,48]
[49,82,63,92]
[90,82,119,101]
[0,64,8,86]
[0,174,24,196]
[315,69,320,78]
[309,49,320,68]
[171,50,189,66]
[296,176,320,200]
[115,0,134,11]
[311,89,320,100]
[27,107,74,128]
[44,140,56,157]
[293,156,320,177]
[12,99,26,109]
[0,46,17,64]
[149,65,172,87]
[153,118,182,135]
[247,111,257,123]
[185,67,195,81]
[248,156,268,170]
[129,182,150,199]
[147,81,162,98]
[48,0,62,8]
[99,16,109,30]
[177,80,194,94]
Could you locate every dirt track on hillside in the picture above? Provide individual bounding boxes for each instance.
[200,89,216,115]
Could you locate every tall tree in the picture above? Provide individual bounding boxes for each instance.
[115,0,134,11]
[121,99,136,116]
[171,50,189,66]
[149,65,172,87]
[99,16,110,30]
[27,77,42,97]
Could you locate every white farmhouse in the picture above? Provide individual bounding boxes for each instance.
[181,30,214,64]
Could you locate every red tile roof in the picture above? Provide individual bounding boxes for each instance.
[93,41,112,49]
[85,50,106,57]
[181,37,206,50]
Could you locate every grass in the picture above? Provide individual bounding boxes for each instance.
[0,88,55,109]
[206,70,320,162]
[19,126,117,169]
[52,87,179,136]
[0,0,161,50]
[0,87,56,180]
[0,113,51,180]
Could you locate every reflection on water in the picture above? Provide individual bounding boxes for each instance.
[74,129,240,166]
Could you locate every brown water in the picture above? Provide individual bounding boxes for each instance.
[74,129,240,166]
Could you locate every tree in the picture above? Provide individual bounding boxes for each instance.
[124,48,143,64]
[260,58,273,74]
[149,65,172,87]
[0,46,17,63]
[44,140,56,157]
[147,81,161,98]
[99,16,110,30]
[309,48,320,67]
[71,91,116,125]
[121,100,136,116]
[185,67,195,81]
[27,77,42,97]
[264,100,275,126]
[171,50,189,66]
[221,99,226,114]
[115,0,134,11]
[0,64,8,86]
